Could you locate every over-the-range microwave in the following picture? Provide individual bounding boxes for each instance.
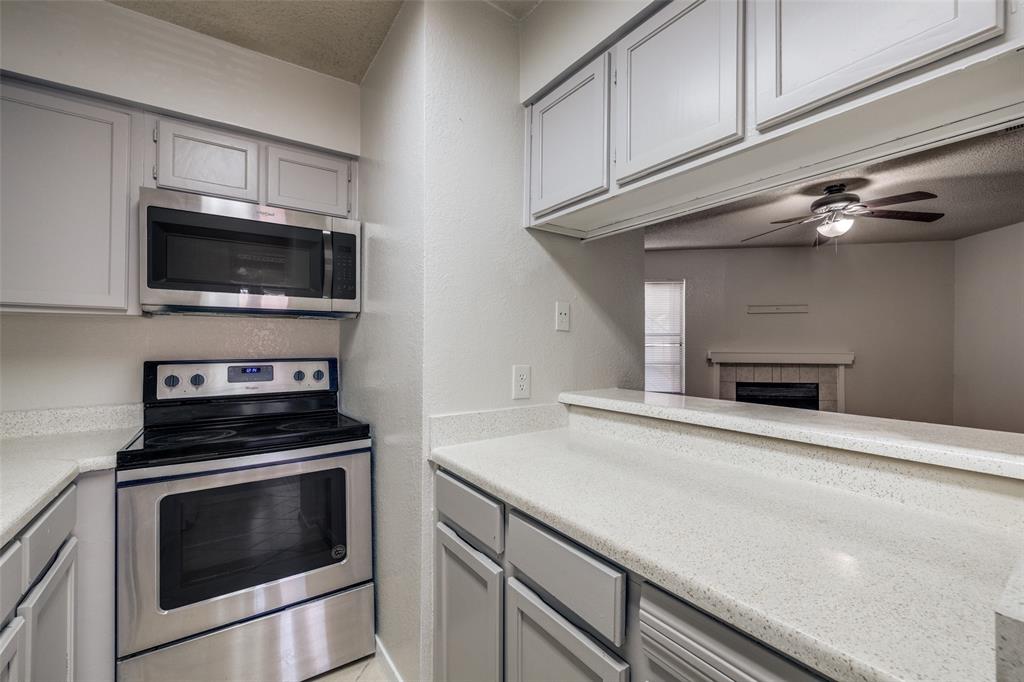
[140,188,360,318]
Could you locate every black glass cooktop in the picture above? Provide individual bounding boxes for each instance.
[118,411,370,469]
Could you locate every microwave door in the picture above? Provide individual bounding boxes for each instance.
[140,191,334,315]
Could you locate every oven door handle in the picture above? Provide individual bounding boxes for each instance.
[322,231,333,299]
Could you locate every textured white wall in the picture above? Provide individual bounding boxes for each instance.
[0,0,360,154]
[518,0,652,102]
[423,2,644,418]
[646,242,956,425]
[953,222,1024,432]
[338,2,425,681]
[0,314,340,410]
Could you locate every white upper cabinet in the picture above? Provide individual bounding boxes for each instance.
[1,83,131,310]
[614,0,742,184]
[266,145,352,216]
[156,119,259,201]
[529,52,611,218]
[754,0,1005,129]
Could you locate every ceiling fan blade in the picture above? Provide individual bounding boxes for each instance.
[769,214,812,225]
[861,191,937,208]
[859,209,944,222]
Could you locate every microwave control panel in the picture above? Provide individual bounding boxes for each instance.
[332,232,358,300]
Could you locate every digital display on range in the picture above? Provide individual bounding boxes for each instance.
[227,365,275,382]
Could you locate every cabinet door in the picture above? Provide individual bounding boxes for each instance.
[266,145,352,216]
[506,578,628,682]
[754,0,1004,129]
[0,84,130,309]
[615,0,742,184]
[156,119,259,201]
[435,523,503,682]
[0,617,26,682]
[529,52,611,217]
[17,537,76,682]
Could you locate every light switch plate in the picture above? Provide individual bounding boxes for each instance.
[555,301,571,331]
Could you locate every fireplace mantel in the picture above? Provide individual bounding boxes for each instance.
[707,351,855,365]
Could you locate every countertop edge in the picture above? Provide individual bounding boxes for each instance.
[560,389,1024,480]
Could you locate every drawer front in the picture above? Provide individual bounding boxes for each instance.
[506,578,628,682]
[639,583,822,682]
[0,541,23,623]
[20,485,76,589]
[435,471,504,554]
[506,513,625,645]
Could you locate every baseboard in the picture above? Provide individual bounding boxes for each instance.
[374,635,404,682]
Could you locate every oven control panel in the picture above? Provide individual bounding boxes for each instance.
[150,359,335,400]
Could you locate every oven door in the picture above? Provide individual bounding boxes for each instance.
[140,188,337,315]
[116,444,371,657]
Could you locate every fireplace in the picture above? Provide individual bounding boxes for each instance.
[707,352,854,413]
[736,382,819,410]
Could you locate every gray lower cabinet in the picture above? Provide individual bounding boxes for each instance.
[16,537,77,682]
[506,577,629,682]
[266,144,352,216]
[156,119,259,201]
[435,522,503,682]
[0,616,26,682]
[0,83,131,310]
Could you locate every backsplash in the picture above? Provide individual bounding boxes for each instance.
[0,313,342,411]
[1,402,142,438]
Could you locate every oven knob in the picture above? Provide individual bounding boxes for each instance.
[293,370,306,382]
[164,374,180,388]
[312,369,325,382]
[189,374,205,387]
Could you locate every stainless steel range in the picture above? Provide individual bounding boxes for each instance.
[115,358,374,681]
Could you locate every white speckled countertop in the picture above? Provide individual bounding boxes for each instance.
[431,427,1022,682]
[561,388,1024,479]
[0,427,136,547]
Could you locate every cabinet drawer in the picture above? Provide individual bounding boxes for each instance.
[0,541,23,623]
[20,485,76,590]
[506,578,628,682]
[506,513,625,645]
[435,471,503,554]
[639,583,822,682]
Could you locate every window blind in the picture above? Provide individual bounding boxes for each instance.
[644,281,685,393]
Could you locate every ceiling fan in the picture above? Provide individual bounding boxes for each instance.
[743,183,944,244]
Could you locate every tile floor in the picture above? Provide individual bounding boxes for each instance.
[313,655,388,682]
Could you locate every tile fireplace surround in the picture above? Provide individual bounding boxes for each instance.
[708,352,855,413]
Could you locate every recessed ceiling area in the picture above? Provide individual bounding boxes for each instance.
[645,126,1024,251]
[487,0,542,20]
[109,0,403,83]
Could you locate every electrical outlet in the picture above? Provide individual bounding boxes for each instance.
[513,365,531,400]
[555,301,571,332]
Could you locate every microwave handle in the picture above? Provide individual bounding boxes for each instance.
[322,231,333,299]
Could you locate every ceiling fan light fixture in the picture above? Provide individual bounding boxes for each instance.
[817,213,854,238]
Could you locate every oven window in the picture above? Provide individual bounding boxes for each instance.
[159,469,346,610]
[147,206,324,298]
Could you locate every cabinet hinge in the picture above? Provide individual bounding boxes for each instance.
[613,69,617,86]
[152,164,158,180]
[152,127,158,143]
